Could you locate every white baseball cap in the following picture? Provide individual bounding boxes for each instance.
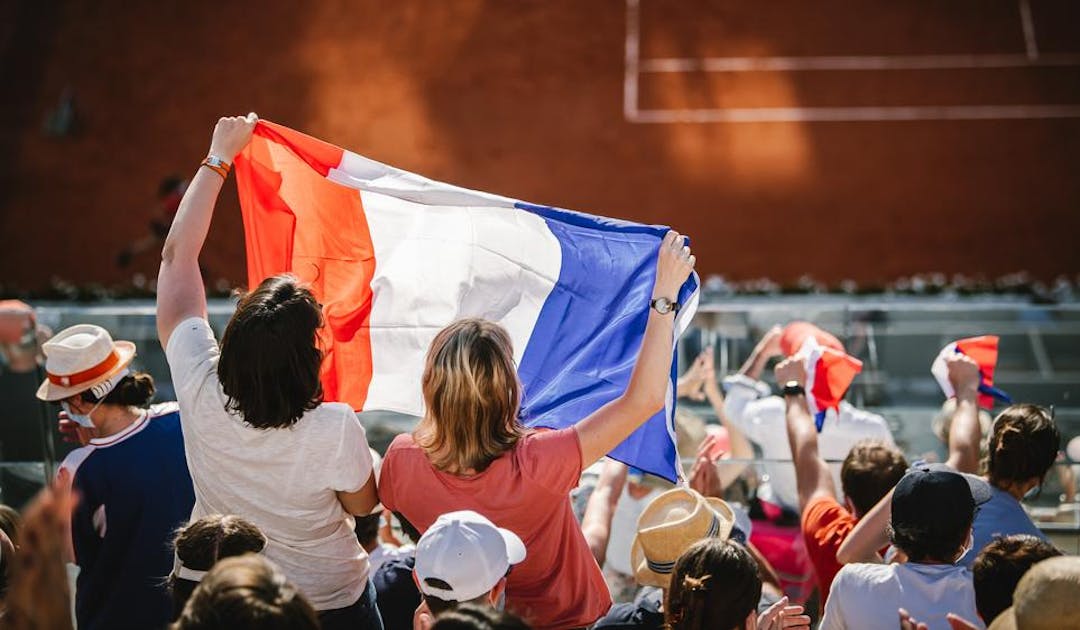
[414,510,526,603]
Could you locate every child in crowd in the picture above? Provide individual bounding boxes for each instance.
[821,465,991,630]
[774,356,908,612]
[39,324,194,630]
[156,114,381,630]
[171,554,320,630]
[379,230,696,629]
[169,514,268,619]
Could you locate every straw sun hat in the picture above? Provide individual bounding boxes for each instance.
[35,324,136,402]
[630,487,736,589]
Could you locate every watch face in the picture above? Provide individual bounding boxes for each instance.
[653,297,672,313]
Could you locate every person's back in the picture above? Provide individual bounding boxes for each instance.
[63,403,194,629]
[382,428,605,626]
[960,404,1060,567]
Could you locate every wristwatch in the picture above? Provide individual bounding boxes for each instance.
[782,380,805,397]
[650,297,680,315]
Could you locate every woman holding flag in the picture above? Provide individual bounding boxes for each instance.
[377,229,696,628]
[156,114,382,630]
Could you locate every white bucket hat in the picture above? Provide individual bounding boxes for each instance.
[36,324,136,402]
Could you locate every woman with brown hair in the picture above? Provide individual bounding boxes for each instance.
[156,115,380,629]
[378,230,696,629]
[168,514,269,619]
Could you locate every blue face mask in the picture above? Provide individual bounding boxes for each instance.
[1023,483,1041,501]
[62,400,100,429]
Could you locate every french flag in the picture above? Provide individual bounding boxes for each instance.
[798,337,863,432]
[931,335,1012,409]
[234,121,699,482]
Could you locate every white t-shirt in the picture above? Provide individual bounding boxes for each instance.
[368,542,414,575]
[723,375,895,511]
[820,562,985,630]
[604,484,663,575]
[166,317,374,610]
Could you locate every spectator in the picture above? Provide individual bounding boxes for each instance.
[425,603,532,630]
[987,556,1079,630]
[412,510,525,626]
[820,464,991,630]
[838,359,1062,570]
[0,505,20,546]
[972,534,1061,626]
[357,450,414,576]
[37,324,194,630]
[172,554,320,630]
[931,399,992,461]
[378,229,696,628]
[774,357,907,611]
[594,487,792,629]
[666,537,809,630]
[722,323,894,514]
[169,514,268,619]
[156,114,381,630]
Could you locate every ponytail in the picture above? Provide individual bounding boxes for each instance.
[81,372,156,408]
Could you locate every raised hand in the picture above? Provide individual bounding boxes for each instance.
[652,230,695,303]
[758,596,811,630]
[208,113,258,162]
[945,353,981,398]
[774,357,807,388]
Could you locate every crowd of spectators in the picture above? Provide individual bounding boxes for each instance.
[0,116,1074,630]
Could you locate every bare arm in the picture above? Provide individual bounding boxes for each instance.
[835,487,892,564]
[700,349,754,487]
[943,354,982,474]
[336,472,379,516]
[156,114,257,349]
[575,231,695,467]
[776,358,838,512]
[737,325,783,380]
[581,460,628,566]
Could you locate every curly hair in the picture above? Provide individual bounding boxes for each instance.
[973,534,1062,624]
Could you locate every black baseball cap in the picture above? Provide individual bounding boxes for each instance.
[892,463,992,534]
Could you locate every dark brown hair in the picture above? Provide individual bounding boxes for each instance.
[973,534,1062,625]
[354,512,381,548]
[81,372,156,407]
[170,515,268,619]
[172,554,318,630]
[985,404,1061,490]
[415,319,524,473]
[218,275,324,429]
[429,603,531,630]
[841,440,909,516]
[665,538,761,630]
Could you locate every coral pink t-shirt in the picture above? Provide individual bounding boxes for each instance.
[379,428,611,629]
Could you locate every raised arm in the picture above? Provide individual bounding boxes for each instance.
[156,114,257,349]
[575,230,695,467]
[775,358,837,511]
[702,350,754,487]
[581,460,629,566]
[835,486,892,564]
[943,354,982,474]
[737,325,783,380]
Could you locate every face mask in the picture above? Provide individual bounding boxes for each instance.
[1023,484,1041,501]
[493,587,506,611]
[955,533,974,564]
[62,400,101,429]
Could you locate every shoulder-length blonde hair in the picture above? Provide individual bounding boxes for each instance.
[415,318,524,474]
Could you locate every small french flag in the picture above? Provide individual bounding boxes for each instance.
[798,337,863,432]
[931,335,1012,409]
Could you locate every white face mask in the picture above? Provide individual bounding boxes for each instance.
[955,533,974,564]
[62,400,101,429]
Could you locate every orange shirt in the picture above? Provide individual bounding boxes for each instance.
[379,428,611,629]
[801,495,857,612]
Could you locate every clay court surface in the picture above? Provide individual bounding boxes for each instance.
[2,0,1079,289]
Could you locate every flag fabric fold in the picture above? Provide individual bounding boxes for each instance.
[798,337,864,432]
[234,121,699,482]
[931,335,1012,409]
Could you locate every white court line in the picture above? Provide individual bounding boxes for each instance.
[624,0,1080,123]
[639,53,1080,73]
[1019,0,1039,60]
[632,105,1080,123]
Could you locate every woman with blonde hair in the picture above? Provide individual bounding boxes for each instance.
[378,230,696,629]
